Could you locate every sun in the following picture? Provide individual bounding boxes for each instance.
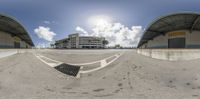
[88,15,112,27]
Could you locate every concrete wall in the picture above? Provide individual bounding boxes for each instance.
[147,35,168,48]
[186,30,200,48]
[143,30,200,48]
[0,31,31,48]
[20,41,26,48]
[0,49,17,58]
[0,31,14,48]
[137,49,200,61]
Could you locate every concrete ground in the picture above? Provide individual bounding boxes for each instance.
[0,49,200,99]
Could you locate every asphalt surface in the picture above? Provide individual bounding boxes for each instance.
[0,49,200,99]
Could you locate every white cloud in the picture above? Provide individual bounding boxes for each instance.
[44,20,57,24]
[34,26,56,41]
[44,21,50,24]
[76,22,143,47]
[76,26,88,35]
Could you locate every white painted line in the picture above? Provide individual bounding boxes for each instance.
[34,52,123,74]
[100,60,107,67]
[39,55,61,63]
[36,52,121,66]
[68,53,122,66]
[69,60,99,66]
[34,54,62,67]
[79,53,123,74]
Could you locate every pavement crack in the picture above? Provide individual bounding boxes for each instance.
[128,66,134,89]
[93,88,104,92]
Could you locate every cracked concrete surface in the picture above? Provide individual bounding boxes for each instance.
[0,49,200,99]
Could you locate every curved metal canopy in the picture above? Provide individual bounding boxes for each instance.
[137,12,200,48]
[0,14,34,46]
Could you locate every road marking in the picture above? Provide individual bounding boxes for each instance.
[34,52,123,74]
[34,54,62,67]
[79,53,123,74]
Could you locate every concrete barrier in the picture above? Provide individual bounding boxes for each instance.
[0,49,18,59]
[137,49,200,61]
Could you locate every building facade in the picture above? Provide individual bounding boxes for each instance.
[55,33,106,49]
[0,14,34,48]
[138,13,200,48]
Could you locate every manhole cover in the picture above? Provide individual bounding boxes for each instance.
[54,63,80,76]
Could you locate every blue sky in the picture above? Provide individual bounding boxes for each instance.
[0,0,200,47]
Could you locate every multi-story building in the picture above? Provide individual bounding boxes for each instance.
[55,33,107,49]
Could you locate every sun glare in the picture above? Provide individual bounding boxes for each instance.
[88,15,112,27]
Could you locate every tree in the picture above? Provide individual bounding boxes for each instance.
[102,40,109,48]
[103,40,109,45]
[50,43,55,48]
[115,44,121,49]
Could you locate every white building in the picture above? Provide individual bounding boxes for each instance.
[55,33,107,49]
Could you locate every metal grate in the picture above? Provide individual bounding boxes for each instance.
[54,63,80,77]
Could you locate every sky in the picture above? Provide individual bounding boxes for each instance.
[0,0,200,47]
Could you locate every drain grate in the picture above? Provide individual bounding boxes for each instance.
[54,63,80,76]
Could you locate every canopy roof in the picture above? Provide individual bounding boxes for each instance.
[137,12,200,48]
[0,14,34,46]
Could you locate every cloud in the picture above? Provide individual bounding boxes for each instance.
[44,20,57,24]
[44,21,50,24]
[76,22,143,47]
[76,26,88,35]
[34,26,56,41]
